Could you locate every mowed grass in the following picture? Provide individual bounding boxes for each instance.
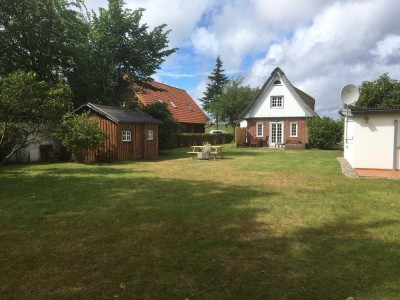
[1,145,399,299]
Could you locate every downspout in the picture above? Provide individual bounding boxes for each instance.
[394,120,398,170]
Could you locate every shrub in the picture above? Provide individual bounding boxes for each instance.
[307,117,343,149]
[55,112,106,162]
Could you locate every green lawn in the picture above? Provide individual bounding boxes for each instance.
[1,145,399,299]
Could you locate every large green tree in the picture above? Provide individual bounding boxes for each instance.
[200,56,228,127]
[0,71,72,164]
[211,77,259,128]
[355,73,400,109]
[0,0,176,108]
[85,0,177,107]
[0,0,88,84]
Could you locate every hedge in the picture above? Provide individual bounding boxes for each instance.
[175,133,234,147]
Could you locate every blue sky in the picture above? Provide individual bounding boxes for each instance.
[86,0,400,118]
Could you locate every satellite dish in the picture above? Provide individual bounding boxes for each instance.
[340,84,359,106]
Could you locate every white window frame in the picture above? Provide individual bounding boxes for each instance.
[122,130,132,142]
[147,129,154,141]
[271,96,284,108]
[290,122,298,137]
[256,122,263,137]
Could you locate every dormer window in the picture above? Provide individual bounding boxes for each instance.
[273,79,281,85]
[271,96,284,108]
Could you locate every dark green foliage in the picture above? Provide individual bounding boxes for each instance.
[0,71,72,164]
[211,77,259,127]
[55,112,106,162]
[200,56,229,125]
[0,0,88,84]
[355,73,400,109]
[175,133,234,147]
[84,0,177,107]
[307,117,343,149]
[141,102,180,149]
[0,0,176,108]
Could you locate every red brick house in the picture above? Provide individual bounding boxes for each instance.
[239,67,318,148]
[136,81,208,133]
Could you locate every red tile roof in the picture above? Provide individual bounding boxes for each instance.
[136,81,208,124]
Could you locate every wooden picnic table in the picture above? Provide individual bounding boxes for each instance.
[187,145,224,160]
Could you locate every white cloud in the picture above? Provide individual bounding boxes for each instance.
[84,0,400,118]
[124,0,212,47]
[371,34,400,63]
[246,0,400,117]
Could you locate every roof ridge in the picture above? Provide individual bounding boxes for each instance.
[239,67,318,118]
[151,81,187,92]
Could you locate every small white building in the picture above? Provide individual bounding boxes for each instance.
[344,108,400,170]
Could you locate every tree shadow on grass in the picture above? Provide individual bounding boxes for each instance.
[1,170,399,299]
[0,174,275,298]
[221,218,400,299]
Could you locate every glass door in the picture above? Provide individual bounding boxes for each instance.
[269,122,283,147]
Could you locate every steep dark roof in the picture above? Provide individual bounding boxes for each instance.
[74,103,160,124]
[293,86,316,111]
[240,67,318,118]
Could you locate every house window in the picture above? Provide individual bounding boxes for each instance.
[122,130,131,142]
[147,130,154,141]
[273,79,281,85]
[271,96,284,108]
[256,122,263,137]
[290,123,298,137]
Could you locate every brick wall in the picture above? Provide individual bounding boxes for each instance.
[246,117,309,147]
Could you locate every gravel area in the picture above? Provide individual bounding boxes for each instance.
[336,157,359,178]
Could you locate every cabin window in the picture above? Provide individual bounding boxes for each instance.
[122,130,132,142]
[290,122,298,137]
[147,130,154,141]
[256,122,263,137]
[271,96,284,108]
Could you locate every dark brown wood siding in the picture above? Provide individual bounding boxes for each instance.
[83,113,158,162]
[143,124,158,159]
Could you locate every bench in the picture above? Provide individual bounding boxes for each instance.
[210,151,224,160]
[187,151,225,160]
[187,151,201,159]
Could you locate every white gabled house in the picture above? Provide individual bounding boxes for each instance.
[240,67,318,148]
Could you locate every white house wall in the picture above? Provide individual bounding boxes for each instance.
[247,78,313,118]
[343,117,355,167]
[239,120,247,128]
[353,114,398,169]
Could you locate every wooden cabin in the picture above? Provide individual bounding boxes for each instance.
[74,103,160,162]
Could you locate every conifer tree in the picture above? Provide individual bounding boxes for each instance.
[200,56,228,127]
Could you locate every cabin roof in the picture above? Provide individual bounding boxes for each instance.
[74,103,161,124]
